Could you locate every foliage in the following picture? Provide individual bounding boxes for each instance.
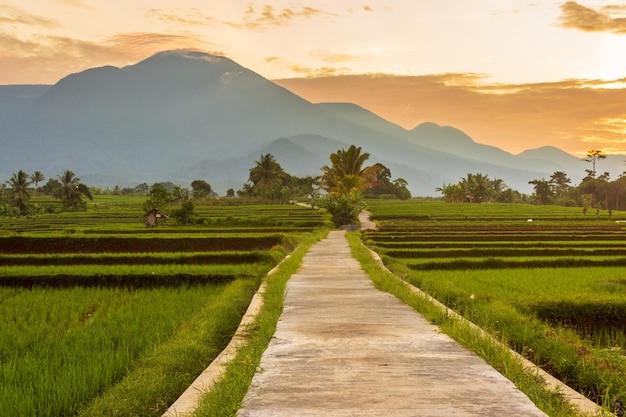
[191,180,214,199]
[6,170,32,214]
[248,154,286,199]
[30,171,45,190]
[171,200,195,225]
[363,163,411,199]
[437,173,516,203]
[320,145,379,196]
[322,192,366,227]
[142,183,171,213]
[52,170,93,211]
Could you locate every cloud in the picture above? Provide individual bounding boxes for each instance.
[55,0,96,10]
[559,1,626,34]
[288,64,344,77]
[147,5,334,32]
[146,8,221,27]
[0,31,213,84]
[309,49,363,64]
[273,73,626,155]
[103,32,212,54]
[240,5,333,30]
[0,5,60,28]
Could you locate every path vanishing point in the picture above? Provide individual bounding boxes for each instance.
[166,211,602,416]
[237,225,550,416]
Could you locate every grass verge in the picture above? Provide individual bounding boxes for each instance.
[346,231,604,417]
[190,230,327,417]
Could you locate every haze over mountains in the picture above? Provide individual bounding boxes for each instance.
[1,49,623,196]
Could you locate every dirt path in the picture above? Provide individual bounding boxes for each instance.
[237,230,548,416]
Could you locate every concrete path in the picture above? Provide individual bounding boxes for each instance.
[237,230,548,416]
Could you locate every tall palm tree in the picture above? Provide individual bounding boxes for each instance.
[321,145,379,196]
[7,170,32,214]
[30,171,45,190]
[249,154,285,195]
[55,170,92,210]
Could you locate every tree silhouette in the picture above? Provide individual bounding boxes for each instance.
[321,145,379,196]
[584,149,606,179]
[30,171,45,190]
[7,170,32,214]
[249,154,285,198]
[54,170,92,211]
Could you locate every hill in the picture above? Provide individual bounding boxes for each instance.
[1,49,617,195]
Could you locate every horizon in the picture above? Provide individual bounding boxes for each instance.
[2,1,626,156]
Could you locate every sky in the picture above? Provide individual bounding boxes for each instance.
[2,1,626,156]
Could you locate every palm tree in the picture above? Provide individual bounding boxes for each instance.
[7,170,32,214]
[30,171,45,190]
[54,170,92,211]
[321,145,379,195]
[249,154,285,196]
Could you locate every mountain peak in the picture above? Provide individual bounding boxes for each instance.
[411,122,475,145]
[134,49,230,66]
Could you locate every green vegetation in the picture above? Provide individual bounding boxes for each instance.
[346,231,581,417]
[191,231,325,417]
[362,199,626,416]
[0,197,330,417]
[320,145,408,226]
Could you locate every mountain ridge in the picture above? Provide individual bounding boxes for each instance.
[1,49,621,196]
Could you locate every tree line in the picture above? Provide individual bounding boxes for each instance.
[1,170,92,216]
[1,145,409,227]
[437,149,626,211]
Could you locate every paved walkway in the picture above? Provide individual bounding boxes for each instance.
[237,230,548,416]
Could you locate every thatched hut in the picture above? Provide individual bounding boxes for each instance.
[144,208,169,228]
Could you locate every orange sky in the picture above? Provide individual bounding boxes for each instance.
[2,1,626,156]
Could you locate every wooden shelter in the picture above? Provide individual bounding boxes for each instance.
[144,208,169,228]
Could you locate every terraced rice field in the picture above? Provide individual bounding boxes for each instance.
[363,200,626,415]
[0,199,329,417]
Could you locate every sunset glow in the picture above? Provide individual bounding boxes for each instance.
[2,1,626,155]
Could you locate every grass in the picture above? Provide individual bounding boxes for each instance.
[190,231,327,417]
[0,200,331,416]
[362,199,626,415]
[0,281,257,417]
[345,231,587,417]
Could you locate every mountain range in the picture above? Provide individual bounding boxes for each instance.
[1,49,624,196]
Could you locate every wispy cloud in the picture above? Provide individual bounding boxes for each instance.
[103,32,211,54]
[240,5,333,30]
[0,4,60,28]
[55,0,96,11]
[146,8,221,27]
[559,1,626,34]
[309,49,363,64]
[274,73,626,155]
[147,5,334,32]
[0,31,212,84]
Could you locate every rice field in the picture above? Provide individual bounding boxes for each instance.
[0,199,329,417]
[363,200,626,415]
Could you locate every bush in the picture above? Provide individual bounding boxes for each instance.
[322,193,365,227]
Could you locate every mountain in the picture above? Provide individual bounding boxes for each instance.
[0,49,619,195]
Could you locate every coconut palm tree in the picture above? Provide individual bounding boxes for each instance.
[249,154,285,197]
[30,171,45,190]
[54,170,92,211]
[321,145,379,196]
[7,170,32,214]
[321,145,381,227]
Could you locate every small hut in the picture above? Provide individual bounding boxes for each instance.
[144,208,169,228]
